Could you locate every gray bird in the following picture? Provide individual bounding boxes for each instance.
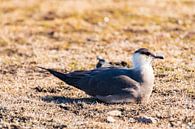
[39,48,164,103]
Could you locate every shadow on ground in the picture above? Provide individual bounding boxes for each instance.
[42,96,98,104]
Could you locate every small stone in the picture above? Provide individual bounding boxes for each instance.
[137,116,158,124]
[128,118,136,123]
[104,17,110,23]
[106,116,116,123]
[107,110,122,117]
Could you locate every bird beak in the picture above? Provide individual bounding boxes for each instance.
[148,52,164,59]
[153,53,164,59]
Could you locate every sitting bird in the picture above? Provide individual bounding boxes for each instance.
[39,48,164,103]
[96,56,111,68]
[96,56,130,68]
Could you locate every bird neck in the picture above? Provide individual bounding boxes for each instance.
[136,63,155,102]
[133,63,154,84]
[133,61,152,71]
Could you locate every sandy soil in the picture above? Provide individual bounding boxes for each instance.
[0,0,194,128]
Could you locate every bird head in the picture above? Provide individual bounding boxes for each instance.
[132,48,164,68]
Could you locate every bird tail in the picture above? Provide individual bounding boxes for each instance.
[38,66,83,87]
[38,66,68,82]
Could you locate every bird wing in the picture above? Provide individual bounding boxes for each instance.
[77,68,141,97]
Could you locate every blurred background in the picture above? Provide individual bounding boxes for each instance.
[0,0,194,69]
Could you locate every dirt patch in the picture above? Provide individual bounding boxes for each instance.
[0,0,194,128]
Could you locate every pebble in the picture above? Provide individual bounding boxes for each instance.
[104,17,110,23]
[107,110,122,117]
[137,116,158,124]
[106,116,116,123]
[128,118,136,123]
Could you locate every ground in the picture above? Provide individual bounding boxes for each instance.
[0,0,194,129]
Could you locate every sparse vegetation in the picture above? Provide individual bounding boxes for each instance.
[0,0,194,128]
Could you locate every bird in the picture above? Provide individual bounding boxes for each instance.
[96,56,129,68]
[39,48,164,104]
[96,56,111,68]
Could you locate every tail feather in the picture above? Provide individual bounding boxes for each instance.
[38,66,68,82]
[38,66,80,86]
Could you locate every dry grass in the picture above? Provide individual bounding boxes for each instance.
[0,0,194,128]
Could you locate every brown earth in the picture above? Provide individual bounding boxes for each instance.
[0,0,194,128]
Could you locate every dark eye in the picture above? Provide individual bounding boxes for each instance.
[141,51,150,56]
[145,52,151,56]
